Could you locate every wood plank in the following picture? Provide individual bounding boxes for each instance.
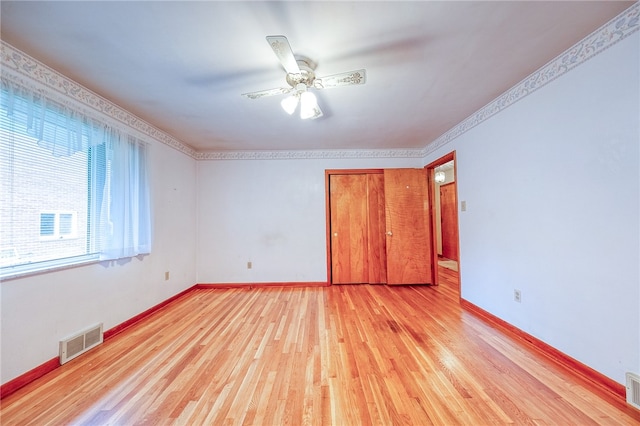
[2,275,639,425]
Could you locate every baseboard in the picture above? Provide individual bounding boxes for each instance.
[1,285,197,399]
[196,281,329,289]
[103,285,196,340]
[0,357,60,399]
[460,298,625,400]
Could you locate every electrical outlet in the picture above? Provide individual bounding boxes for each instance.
[514,289,521,303]
[247,261,252,269]
[164,271,170,281]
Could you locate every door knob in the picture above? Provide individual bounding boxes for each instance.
[386,231,393,236]
[333,232,338,237]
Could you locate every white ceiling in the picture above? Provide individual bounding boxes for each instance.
[0,1,633,153]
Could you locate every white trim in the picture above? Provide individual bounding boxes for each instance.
[39,211,78,240]
[0,253,101,281]
[196,148,427,161]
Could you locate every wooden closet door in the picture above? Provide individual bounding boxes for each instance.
[329,174,369,284]
[384,168,434,285]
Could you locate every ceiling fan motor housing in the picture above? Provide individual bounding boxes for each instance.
[285,57,317,88]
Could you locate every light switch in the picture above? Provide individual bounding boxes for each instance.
[461,201,467,211]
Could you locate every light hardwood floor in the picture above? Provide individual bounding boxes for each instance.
[2,268,639,425]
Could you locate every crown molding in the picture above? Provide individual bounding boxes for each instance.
[0,41,197,159]
[2,2,637,162]
[195,148,426,161]
[424,2,639,156]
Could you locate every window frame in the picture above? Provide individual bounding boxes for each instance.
[38,211,79,241]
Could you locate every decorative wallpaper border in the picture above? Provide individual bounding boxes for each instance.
[1,2,637,161]
[195,148,426,161]
[0,41,197,159]
[423,2,639,156]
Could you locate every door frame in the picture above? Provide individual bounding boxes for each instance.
[424,151,460,291]
[324,169,383,285]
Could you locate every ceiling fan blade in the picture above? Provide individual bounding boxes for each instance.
[316,69,367,89]
[241,87,292,100]
[266,35,301,75]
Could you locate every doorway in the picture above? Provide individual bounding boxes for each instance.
[425,152,460,295]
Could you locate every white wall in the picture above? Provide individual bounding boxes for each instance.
[196,157,422,284]
[1,141,198,384]
[424,32,639,385]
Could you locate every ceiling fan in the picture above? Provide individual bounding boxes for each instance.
[241,36,366,120]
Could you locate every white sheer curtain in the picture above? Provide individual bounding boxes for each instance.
[4,82,106,156]
[100,130,152,260]
[2,78,152,262]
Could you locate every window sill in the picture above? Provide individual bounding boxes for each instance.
[0,254,101,281]
[39,235,80,242]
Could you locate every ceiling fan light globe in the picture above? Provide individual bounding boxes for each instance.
[300,91,320,119]
[309,108,323,120]
[281,94,299,115]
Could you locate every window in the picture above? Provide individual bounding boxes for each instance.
[39,212,77,240]
[1,80,151,278]
[40,213,55,237]
[59,213,74,236]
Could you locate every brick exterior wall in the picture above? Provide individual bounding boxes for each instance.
[1,133,89,266]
